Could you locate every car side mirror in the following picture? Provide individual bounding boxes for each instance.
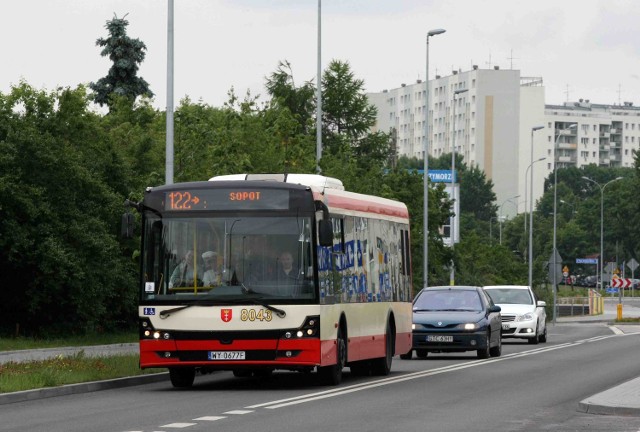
[537,300,546,307]
[489,305,501,313]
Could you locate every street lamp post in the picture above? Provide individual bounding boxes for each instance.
[499,195,520,245]
[423,28,445,289]
[450,88,467,285]
[524,156,546,236]
[552,124,576,324]
[529,126,545,289]
[581,176,623,291]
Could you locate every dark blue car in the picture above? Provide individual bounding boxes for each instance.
[401,286,502,359]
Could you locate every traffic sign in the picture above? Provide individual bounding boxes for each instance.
[576,258,598,264]
[627,258,639,272]
[606,287,619,294]
[611,278,633,288]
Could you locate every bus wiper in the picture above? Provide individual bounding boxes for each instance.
[239,284,286,318]
[159,305,191,319]
[250,299,286,318]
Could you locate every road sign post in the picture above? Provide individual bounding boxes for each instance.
[628,258,638,298]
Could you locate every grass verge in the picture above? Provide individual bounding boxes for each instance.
[0,332,137,351]
[0,352,163,394]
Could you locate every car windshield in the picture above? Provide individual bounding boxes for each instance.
[485,288,533,305]
[414,290,482,311]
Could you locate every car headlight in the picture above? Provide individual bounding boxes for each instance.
[462,323,477,330]
[516,312,535,322]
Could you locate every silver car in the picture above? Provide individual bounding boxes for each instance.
[483,285,547,344]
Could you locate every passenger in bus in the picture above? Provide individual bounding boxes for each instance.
[202,250,220,287]
[169,250,203,288]
[243,236,274,283]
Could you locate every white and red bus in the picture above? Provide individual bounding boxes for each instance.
[124,173,413,387]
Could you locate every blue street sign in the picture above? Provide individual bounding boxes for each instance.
[412,169,457,183]
[576,258,598,264]
[605,287,618,294]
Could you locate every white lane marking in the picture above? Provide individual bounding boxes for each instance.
[608,326,625,335]
[193,416,226,421]
[160,423,196,428]
[248,333,636,410]
[223,410,254,415]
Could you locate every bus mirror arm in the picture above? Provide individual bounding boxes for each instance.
[315,200,333,247]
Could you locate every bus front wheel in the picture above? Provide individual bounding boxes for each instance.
[317,328,346,386]
[169,367,195,388]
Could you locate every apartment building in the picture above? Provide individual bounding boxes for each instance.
[367,67,639,221]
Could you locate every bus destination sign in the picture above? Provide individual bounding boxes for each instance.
[165,189,290,211]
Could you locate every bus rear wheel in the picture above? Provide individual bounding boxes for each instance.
[169,367,195,388]
[371,322,394,376]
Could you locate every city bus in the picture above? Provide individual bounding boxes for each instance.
[122,173,413,387]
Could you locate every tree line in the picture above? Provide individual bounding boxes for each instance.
[1,16,638,336]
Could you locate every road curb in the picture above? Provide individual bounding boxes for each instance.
[0,372,168,405]
[577,400,640,417]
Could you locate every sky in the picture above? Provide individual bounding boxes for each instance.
[3,0,639,110]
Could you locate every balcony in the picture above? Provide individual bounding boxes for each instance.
[558,143,577,150]
[558,155,576,163]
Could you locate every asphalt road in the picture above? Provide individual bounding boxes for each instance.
[1,323,639,432]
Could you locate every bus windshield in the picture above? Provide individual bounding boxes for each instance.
[141,214,316,303]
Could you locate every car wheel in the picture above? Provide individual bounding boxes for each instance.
[489,331,502,357]
[528,324,540,345]
[477,332,490,359]
[399,350,413,360]
[169,367,195,388]
[539,325,547,343]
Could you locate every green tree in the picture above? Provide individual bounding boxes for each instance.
[90,14,153,108]
[0,83,137,336]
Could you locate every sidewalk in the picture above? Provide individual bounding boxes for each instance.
[556,297,640,416]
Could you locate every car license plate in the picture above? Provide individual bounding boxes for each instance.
[427,335,453,342]
[207,351,245,360]
[502,324,510,331]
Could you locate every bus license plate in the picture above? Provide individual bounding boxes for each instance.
[427,335,453,342]
[207,351,245,360]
